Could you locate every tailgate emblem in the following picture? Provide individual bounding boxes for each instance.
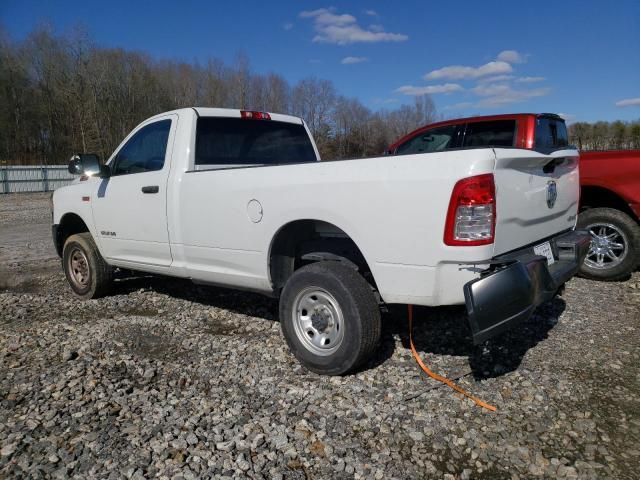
[546,181,557,209]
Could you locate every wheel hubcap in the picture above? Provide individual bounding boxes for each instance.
[68,247,90,288]
[584,223,627,270]
[292,287,344,356]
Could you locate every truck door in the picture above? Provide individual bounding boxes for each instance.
[91,115,176,267]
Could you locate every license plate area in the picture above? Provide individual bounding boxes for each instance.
[533,241,555,265]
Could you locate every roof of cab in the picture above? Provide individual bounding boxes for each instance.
[193,107,303,125]
[142,108,303,125]
[387,112,563,152]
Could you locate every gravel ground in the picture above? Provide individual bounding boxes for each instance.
[1,192,639,479]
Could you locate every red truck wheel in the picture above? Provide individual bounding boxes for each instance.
[577,208,640,281]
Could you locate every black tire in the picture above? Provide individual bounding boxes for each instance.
[62,233,113,299]
[577,207,640,281]
[279,261,381,375]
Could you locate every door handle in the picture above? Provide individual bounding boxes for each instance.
[141,185,159,194]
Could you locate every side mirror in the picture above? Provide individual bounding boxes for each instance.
[68,154,110,178]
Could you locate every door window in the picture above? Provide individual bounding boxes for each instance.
[111,120,171,175]
[396,125,459,155]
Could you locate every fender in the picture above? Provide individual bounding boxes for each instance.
[52,181,103,254]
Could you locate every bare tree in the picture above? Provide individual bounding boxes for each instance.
[0,26,446,164]
[569,120,640,150]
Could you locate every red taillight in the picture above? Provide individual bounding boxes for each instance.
[240,110,271,120]
[444,173,496,246]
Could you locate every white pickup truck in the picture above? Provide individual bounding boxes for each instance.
[52,107,590,375]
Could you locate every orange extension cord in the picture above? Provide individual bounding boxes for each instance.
[408,304,497,412]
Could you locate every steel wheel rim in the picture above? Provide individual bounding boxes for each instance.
[584,222,628,270]
[292,287,344,356]
[68,247,90,288]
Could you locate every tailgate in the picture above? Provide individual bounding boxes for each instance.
[493,148,580,256]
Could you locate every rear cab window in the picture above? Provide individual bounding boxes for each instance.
[462,120,516,148]
[534,116,569,153]
[195,117,318,170]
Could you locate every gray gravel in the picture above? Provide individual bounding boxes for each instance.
[1,192,639,479]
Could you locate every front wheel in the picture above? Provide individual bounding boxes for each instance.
[279,261,381,375]
[577,208,640,281]
[62,233,113,299]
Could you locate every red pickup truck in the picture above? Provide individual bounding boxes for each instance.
[387,113,640,281]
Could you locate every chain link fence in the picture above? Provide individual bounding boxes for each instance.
[0,166,75,194]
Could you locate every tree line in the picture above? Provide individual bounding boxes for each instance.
[568,120,640,151]
[0,26,437,166]
[2,26,637,166]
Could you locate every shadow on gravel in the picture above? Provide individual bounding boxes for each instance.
[384,297,566,380]
[107,271,566,379]
[110,272,279,320]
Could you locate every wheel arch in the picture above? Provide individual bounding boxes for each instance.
[267,219,378,296]
[580,185,638,222]
[55,212,91,257]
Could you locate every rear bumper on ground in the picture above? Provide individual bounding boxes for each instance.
[464,229,591,344]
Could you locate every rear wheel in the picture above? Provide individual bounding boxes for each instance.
[63,233,113,299]
[279,261,381,375]
[577,208,640,281]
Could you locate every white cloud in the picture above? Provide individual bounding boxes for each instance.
[300,9,355,25]
[283,22,293,31]
[341,56,368,64]
[300,8,408,45]
[496,50,528,64]
[516,76,545,83]
[424,61,512,81]
[558,113,577,123]
[396,83,464,95]
[364,9,378,16]
[472,83,550,107]
[398,50,548,108]
[615,97,640,107]
[472,83,512,97]
[477,74,515,84]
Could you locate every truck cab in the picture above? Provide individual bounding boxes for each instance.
[53,108,590,375]
[386,113,568,155]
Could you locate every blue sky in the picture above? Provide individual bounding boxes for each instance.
[2,0,639,123]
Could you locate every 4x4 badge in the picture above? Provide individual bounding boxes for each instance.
[546,181,557,209]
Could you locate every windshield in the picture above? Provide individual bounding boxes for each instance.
[396,125,458,154]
